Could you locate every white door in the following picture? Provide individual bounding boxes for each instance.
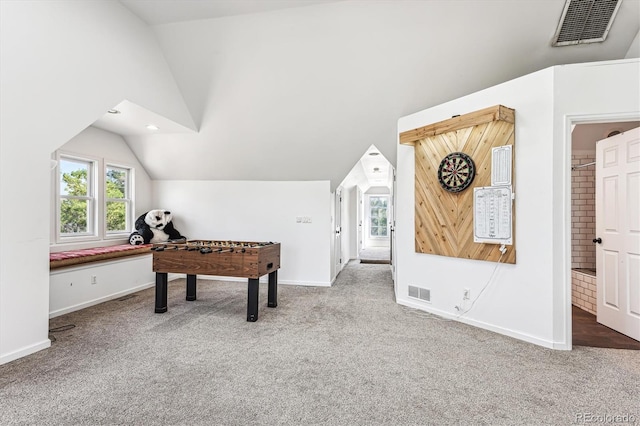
[596,127,640,341]
[357,188,363,257]
[391,169,397,283]
[335,188,343,273]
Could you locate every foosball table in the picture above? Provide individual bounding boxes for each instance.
[151,240,281,321]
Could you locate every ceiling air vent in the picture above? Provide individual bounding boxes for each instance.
[552,0,621,46]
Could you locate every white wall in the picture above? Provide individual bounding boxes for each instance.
[51,126,154,251]
[153,180,332,286]
[49,256,155,318]
[626,29,640,59]
[397,67,557,348]
[0,1,193,365]
[396,59,639,349]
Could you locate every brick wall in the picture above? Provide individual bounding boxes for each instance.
[572,270,597,315]
[571,154,596,270]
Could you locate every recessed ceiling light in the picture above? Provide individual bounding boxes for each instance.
[146,124,159,131]
[107,109,121,114]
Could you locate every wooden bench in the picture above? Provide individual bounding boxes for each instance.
[50,244,153,270]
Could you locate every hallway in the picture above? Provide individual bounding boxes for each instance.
[358,247,390,264]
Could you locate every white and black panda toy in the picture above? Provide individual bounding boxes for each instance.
[128,209,186,245]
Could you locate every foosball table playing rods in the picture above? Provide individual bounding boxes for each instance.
[151,246,243,253]
[150,241,275,254]
[188,240,274,247]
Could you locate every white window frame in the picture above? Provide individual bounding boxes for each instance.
[368,195,389,239]
[104,162,134,238]
[55,152,99,243]
[54,151,136,245]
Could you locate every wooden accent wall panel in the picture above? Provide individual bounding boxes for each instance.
[400,105,516,264]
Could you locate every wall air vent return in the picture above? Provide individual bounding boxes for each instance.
[552,0,621,46]
[408,285,431,302]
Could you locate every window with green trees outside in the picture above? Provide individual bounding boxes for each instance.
[105,165,131,233]
[59,157,94,235]
[369,196,388,237]
[58,155,133,240]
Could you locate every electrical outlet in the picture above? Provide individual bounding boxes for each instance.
[463,288,470,300]
[91,275,97,285]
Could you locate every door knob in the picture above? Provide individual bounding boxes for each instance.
[593,238,602,244]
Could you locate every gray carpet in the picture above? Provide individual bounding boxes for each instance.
[1,262,639,425]
[359,247,390,264]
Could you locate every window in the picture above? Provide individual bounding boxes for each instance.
[105,165,132,234]
[369,196,388,237]
[55,152,134,243]
[58,156,96,237]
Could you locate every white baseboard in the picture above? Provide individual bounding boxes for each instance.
[396,297,557,350]
[0,339,51,366]
[49,281,154,318]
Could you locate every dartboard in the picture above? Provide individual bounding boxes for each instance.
[437,152,476,193]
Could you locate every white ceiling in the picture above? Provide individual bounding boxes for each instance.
[119,0,344,25]
[340,145,393,192]
[573,121,640,151]
[92,100,196,136]
[93,1,638,189]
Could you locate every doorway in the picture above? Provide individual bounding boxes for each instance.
[570,120,640,348]
[359,191,391,265]
[337,145,394,268]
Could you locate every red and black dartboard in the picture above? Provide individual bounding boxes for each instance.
[437,152,476,193]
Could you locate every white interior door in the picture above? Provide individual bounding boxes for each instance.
[335,188,342,273]
[357,188,363,257]
[391,169,397,283]
[596,127,640,341]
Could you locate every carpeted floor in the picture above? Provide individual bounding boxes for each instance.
[359,247,390,264]
[1,261,638,425]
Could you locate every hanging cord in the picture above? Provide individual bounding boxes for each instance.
[48,324,76,342]
[455,248,505,318]
[49,324,76,333]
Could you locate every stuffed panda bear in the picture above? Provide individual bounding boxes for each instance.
[128,209,185,245]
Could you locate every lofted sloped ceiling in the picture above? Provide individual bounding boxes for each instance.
[113,0,639,189]
[119,0,345,25]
